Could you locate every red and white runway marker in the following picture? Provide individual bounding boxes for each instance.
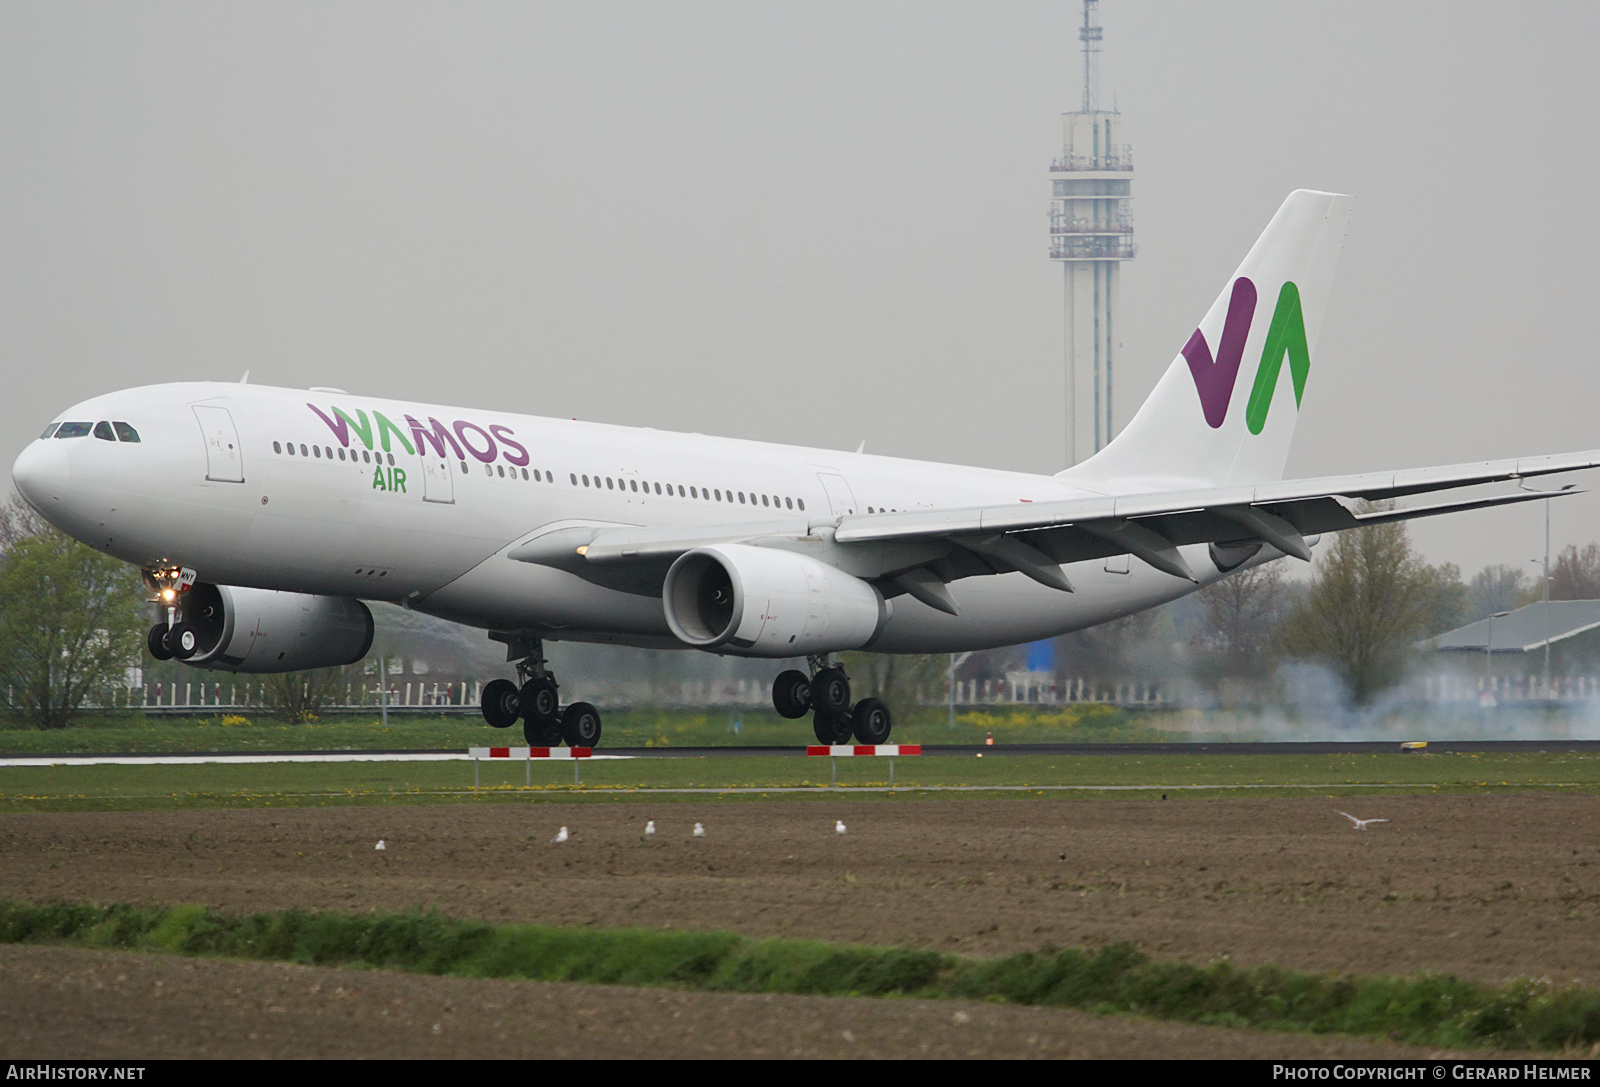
[805,743,921,786]
[468,745,598,785]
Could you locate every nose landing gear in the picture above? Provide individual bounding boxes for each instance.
[772,657,893,745]
[147,623,174,661]
[479,634,603,749]
[143,566,200,663]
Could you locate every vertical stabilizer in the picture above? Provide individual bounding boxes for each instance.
[1059,189,1354,489]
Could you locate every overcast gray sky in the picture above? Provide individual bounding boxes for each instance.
[3,1,1597,583]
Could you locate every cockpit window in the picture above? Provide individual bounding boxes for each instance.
[93,421,115,441]
[38,423,58,440]
[113,422,140,443]
[53,422,91,439]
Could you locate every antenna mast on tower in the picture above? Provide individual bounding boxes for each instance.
[1051,0,1134,465]
[1079,0,1102,112]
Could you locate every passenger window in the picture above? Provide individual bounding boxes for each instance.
[485,464,492,476]
[785,497,792,509]
[54,422,91,439]
[93,421,115,441]
[314,446,322,458]
[761,494,770,507]
[273,441,282,454]
[630,479,638,492]
[387,453,395,466]
[714,489,722,501]
[113,422,140,443]
[797,498,805,511]
[690,487,697,498]
[338,448,346,461]
[300,444,308,457]
[325,447,333,459]
[606,478,614,490]
[582,475,590,486]
[570,473,578,485]
[654,482,662,495]
[522,468,529,480]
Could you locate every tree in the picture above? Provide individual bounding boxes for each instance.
[0,494,46,548]
[1415,561,1467,636]
[1192,559,1291,680]
[1280,513,1454,705]
[1468,563,1532,620]
[1550,544,1600,600]
[838,652,946,712]
[259,666,353,723]
[0,520,146,728]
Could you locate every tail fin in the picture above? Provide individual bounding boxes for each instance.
[1060,189,1354,489]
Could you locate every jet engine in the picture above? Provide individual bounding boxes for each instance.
[168,583,374,673]
[662,543,887,657]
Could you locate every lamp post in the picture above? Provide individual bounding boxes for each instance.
[1486,610,1510,703]
[1519,480,1574,685]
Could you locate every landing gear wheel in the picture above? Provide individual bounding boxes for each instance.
[851,698,892,745]
[810,667,851,721]
[772,670,812,719]
[561,702,603,748]
[147,624,174,662]
[813,708,853,745]
[519,676,560,722]
[480,678,519,729]
[523,715,563,746]
[168,622,200,660]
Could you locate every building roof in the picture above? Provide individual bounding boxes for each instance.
[1427,600,1600,654]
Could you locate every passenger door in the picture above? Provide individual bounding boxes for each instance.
[420,448,455,504]
[816,472,858,518]
[192,404,244,483]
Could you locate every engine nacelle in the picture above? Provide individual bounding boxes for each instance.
[662,544,887,657]
[174,583,375,673]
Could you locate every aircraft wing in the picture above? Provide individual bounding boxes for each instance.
[508,450,1600,608]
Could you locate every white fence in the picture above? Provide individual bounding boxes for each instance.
[46,674,1175,714]
[1418,674,1600,704]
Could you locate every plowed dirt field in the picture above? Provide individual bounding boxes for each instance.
[2,792,1594,1058]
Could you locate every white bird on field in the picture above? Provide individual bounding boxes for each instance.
[692,822,706,838]
[644,820,656,836]
[835,820,847,835]
[374,840,386,851]
[1336,811,1389,831]
[551,826,569,844]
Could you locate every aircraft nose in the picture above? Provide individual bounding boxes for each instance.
[11,439,69,514]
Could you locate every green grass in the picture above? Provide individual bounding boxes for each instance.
[3,751,1598,813]
[0,704,1163,755]
[4,898,1597,1052]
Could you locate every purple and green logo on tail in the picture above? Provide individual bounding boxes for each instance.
[1182,277,1310,434]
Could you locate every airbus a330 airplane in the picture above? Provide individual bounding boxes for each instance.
[12,190,1598,748]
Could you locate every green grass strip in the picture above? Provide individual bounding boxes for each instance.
[3,900,1598,1051]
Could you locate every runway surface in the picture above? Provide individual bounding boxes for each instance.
[3,738,1598,765]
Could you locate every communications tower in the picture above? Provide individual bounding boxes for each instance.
[1051,0,1134,464]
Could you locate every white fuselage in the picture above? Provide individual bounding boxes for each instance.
[12,382,1236,654]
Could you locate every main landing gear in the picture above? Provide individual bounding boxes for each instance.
[480,635,602,748]
[772,656,892,745]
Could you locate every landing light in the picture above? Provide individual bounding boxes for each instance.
[161,589,176,603]
[576,546,588,556]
